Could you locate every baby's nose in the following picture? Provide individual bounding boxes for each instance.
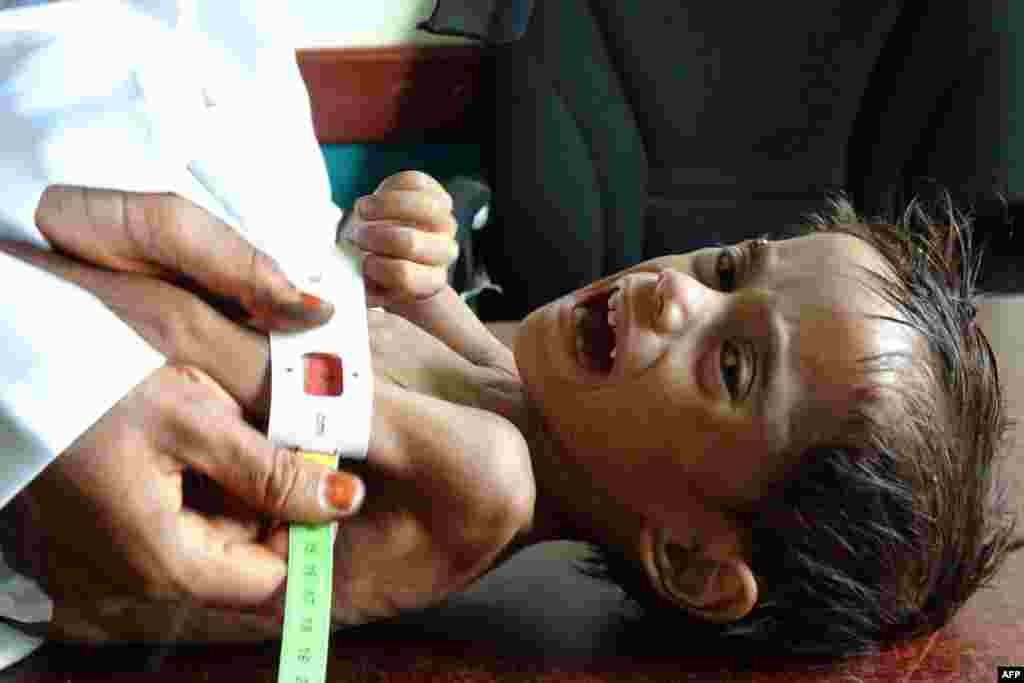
[654,269,707,334]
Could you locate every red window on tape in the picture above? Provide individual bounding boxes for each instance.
[302,353,344,396]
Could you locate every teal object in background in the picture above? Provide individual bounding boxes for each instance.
[320,143,484,210]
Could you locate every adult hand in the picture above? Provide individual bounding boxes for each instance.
[35,185,334,330]
[341,171,459,308]
[24,361,362,589]
[12,361,366,641]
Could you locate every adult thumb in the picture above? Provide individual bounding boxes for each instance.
[35,185,334,331]
[176,366,365,523]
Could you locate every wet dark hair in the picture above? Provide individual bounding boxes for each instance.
[582,195,1022,657]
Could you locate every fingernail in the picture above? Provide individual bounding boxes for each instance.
[323,472,363,515]
[303,291,335,322]
[277,291,334,327]
[302,292,325,313]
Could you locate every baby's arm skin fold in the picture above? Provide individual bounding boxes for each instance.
[325,377,534,626]
[384,285,518,376]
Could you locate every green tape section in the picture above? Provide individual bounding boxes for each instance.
[277,520,336,683]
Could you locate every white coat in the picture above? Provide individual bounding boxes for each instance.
[0,0,343,666]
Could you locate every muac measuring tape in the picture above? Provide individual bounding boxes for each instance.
[266,221,372,683]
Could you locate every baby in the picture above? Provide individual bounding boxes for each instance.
[9,171,1020,657]
[353,173,1020,656]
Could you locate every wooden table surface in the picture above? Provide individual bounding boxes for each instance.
[3,304,1022,682]
[1,544,1020,682]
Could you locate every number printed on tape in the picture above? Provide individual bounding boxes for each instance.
[276,452,339,683]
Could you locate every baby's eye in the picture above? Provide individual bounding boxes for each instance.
[720,341,750,401]
[715,248,739,292]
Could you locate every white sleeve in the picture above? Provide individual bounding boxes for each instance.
[0,3,171,510]
[0,0,344,665]
[0,253,166,511]
[0,0,340,506]
[0,0,169,645]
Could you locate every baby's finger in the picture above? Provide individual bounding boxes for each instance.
[375,171,453,212]
[356,190,457,236]
[349,222,458,268]
[363,254,450,301]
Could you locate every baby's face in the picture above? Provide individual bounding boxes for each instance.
[514,232,915,532]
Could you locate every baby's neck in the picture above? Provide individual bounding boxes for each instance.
[469,371,602,552]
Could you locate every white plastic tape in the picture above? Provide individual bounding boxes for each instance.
[267,221,372,461]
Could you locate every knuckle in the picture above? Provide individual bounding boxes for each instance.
[171,363,207,387]
[164,558,205,602]
[34,185,72,231]
[262,448,303,516]
[161,363,221,412]
[120,192,151,250]
[250,246,277,277]
[154,363,190,397]
[154,366,200,419]
[134,193,183,264]
[148,193,182,231]
[137,289,205,360]
[395,226,419,259]
[141,519,191,600]
[247,248,282,307]
[390,259,416,291]
[439,213,458,237]
[389,170,432,189]
[163,193,194,224]
[418,194,450,223]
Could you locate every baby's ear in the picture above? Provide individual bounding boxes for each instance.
[638,526,758,623]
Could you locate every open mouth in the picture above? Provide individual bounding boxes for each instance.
[573,285,622,375]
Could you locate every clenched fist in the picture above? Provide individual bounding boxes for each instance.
[342,171,459,308]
